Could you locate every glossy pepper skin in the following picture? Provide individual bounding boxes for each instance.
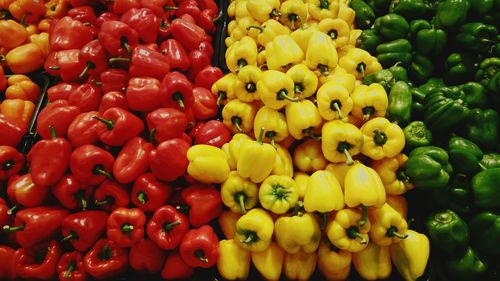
[352,242,392,280]
[471,168,500,209]
[159,71,194,110]
[304,170,344,213]
[7,174,48,208]
[326,208,371,253]
[424,86,470,132]
[316,82,353,121]
[318,240,352,281]
[79,40,109,79]
[129,238,166,274]
[147,108,188,144]
[0,246,15,280]
[217,239,251,281]
[94,180,130,212]
[0,145,24,181]
[61,211,108,252]
[170,18,206,52]
[0,114,27,147]
[445,247,487,281]
[194,120,231,148]
[49,16,94,51]
[98,20,139,56]
[372,153,414,195]
[93,107,144,147]
[390,230,430,281]
[403,121,432,149]
[368,203,409,246]
[411,20,447,56]
[447,137,483,175]
[113,137,153,184]
[147,205,189,250]
[405,146,453,190]
[387,81,412,126]
[51,174,93,210]
[122,46,170,80]
[181,184,223,226]
[352,83,389,121]
[149,138,190,182]
[344,162,386,209]
[469,211,500,257]
[36,100,81,139]
[84,239,129,280]
[349,0,376,29]
[259,175,299,215]
[161,39,190,71]
[237,128,277,183]
[180,225,219,268]
[222,99,258,134]
[305,31,338,76]
[121,8,159,44]
[0,99,35,126]
[14,240,62,281]
[360,117,405,160]
[480,153,500,169]
[251,241,285,281]
[293,140,328,173]
[131,173,171,212]
[6,43,45,74]
[321,120,364,165]
[257,70,298,110]
[427,209,469,255]
[465,109,498,151]
[376,39,413,68]
[161,250,194,280]
[56,251,87,281]
[275,212,321,254]
[235,208,274,252]
[187,144,230,183]
[434,0,470,28]
[107,207,146,248]
[221,171,258,214]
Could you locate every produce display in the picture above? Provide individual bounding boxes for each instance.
[0,0,498,280]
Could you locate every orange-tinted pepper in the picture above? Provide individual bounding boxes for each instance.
[37,18,51,32]
[24,23,37,35]
[28,32,49,56]
[5,43,44,74]
[5,75,40,102]
[8,0,46,25]
[0,0,14,10]
[0,99,35,125]
[45,0,68,19]
[0,19,29,50]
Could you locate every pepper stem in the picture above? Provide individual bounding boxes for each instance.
[256,127,265,144]
[234,192,247,214]
[121,223,134,233]
[2,160,14,171]
[357,63,366,78]
[163,5,179,10]
[49,126,58,139]
[331,100,344,119]
[434,212,452,223]
[20,13,27,26]
[347,226,367,244]
[61,231,78,242]
[93,165,113,179]
[0,9,8,19]
[294,84,303,95]
[328,29,338,40]
[63,262,75,279]
[241,232,258,244]
[79,62,96,79]
[277,89,299,102]
[387,226,408,239]
[396,169,410,184]
[270,9,281,17]
[109,57,131,64]
[359,205,368,227]
[216,92,227,106]
[246,25,264,33]
[172,92,185,110]
[245,82,256,93]
[149,128,157,145]
[137,191,147,204]
[92,116,115,130]
[6,205,17,215]
[195,250,208,263]
[163,221,181,232]
[95,196,115,206]
[231,116,244,133]
[373,129,387,145]
[318,64,330,76]
[100,244,112,261]
[121,37,131,55]
[321,212,328,230]
[2,224,25,232]
[75,190,87,210]
[362,107,374,121]
[48,65,60,70]
[344,148,354,165]
[302,127,321,141]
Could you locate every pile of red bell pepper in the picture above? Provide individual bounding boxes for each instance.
[0,0,232,280]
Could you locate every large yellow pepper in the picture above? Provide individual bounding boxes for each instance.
[248,19,291,47]
[187,145,230,184]
[284,250,317,281]
[325,161,355,190]
[222,99,257,133]
[390,230,430,281]
[317,82,353,120]
[368,203,409,246]
[212,73,237,105]
[237,128,277,183]
[234,65,262,102]
[246,0,280,23]
[0,19,29,50]
[219,210,242,239]
[222,133,252,170]
[352,242,392,280]
[275,212,321,254]
[318,18,350,49]
[293,139,328,173]
[257,70,298,110]
[221,171,259,214]
[5,43,44,74]
[272,144,294,177]
[259,175,299,214]
[237,17,261,40]
[28,32,49,57]
[225,36,258,72]
[317,240,352,281]
[319,68,357,93]
[305,31,338,76]
[304,170,344,213]
[217,239,252,281]
[266,35,304,71]
[285,99,322,140]
[386,195,408,220]
[372,153,414,195]
[251,242,285,281]
[279,0,307,30]
[326,208,371,252]
[351,83,389,121]
[0,99,35,125]
[338,2,355,26]
[361,117,405,160]
[290,24,318,53]
[321,120,364,165]
[338,48,382,79]
[254,106,288,145]
[5,74,40,102]
[286,64,318,99]
[227,0,236,17]
[293,172,309,200]
[235,208,274,252]
[306,0,339,21]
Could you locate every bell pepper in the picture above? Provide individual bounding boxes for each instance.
[339,48,382,80]
[14,240,62,281]
[386,195,408,221]
[61,211,108,252]
[93,107,144,147]
[410,54,434,82]
[293,140,327,173]
[465,108,498,151]
[321,120,364,165]
[5,75,40,102]
[78,40,108,80]
[469,211,500,257]
[187,49,211,81]
[225,36,258,72]
[412,22,447,56]
[193,120,231,148]
[222,99,257,134]
[94,180,130,211]
[0,19,28,49]
[272,143,294,178]
[403,121,432,149]
[233,65,261,103]
[284,64,318,99]
[112,137,153,184]
[348,0,375,28]
[69,144,114,185]
[459,82,487,108]
[7,173,48,208]
[66,111,100,147]
[317,18,350,49]
[284,99,321,140]
[129,239,166,274]
[191,87,218,120]
[67,83,102,113]
[149,138,190,182]
[445,247,487,281]
[434,0,471,28]
[283,250,317,281]
[423,86,470,132]
[147,108,187,145]
[180,184,223,226]
[0,99,34,126]
[480,153,500,169]
[246,0,280,22]
[357,29,382,56]
[444,52,477,84]
[159,71,194,110]
[318,240,352,281]
[98,20,138,56]
[131,173,170,212]
[374,13,409,40]
[427,209,469,255]
[37,99,81,140]
[99,69,129,94]
[387,81,412,126]
[324,162,350,191]
[258,70,298,110]
[0,246,15,280]
[5,43,44,74]
[363,69,396,93]
[0,145,24,181]
[0,113,26,147]
[49,16,93,52]
[258,175,299,214]
[266,35,303,71]
[56,251,86,281]
[405,146,453,190]
[317,82,353,121]
[109,0,141,14]
[360,117,405,160]
[99,91,129,113]
[3,206,69,248]
[124,78,161,113]
[471,168,500,208]
[368,203,409,246]
[221,171,258,214]
[217,239,251,281]
[222,133,251,170]
[447,136,483,175]
[326,208,371,252]
[375,39,412,68]
[159,39,189,72]
[237,128,277,183]
[121,46,170,80]
[251,241,285,280]
[146,205,189,250]
[389,0,433,18]
[83,238,128,280]
[275,211,321,254]
[52,174,93,210]
[390,230,430,281]
[67,5,97,24]
[211,73,237,105]
[352,242,392,280]
[305,31,338,76]
[304,170,344,213]
[186,145,230,184]
[120,8,159,45]
[219,211,241,240]
[278,0,306,30]
[476,57,500,92]
[372,153,414,195]
[235,208,274,252]
[161,250,194,280]
[252,106,288,145]
[170,18,206,53]
[194,65,223,90]
[7,0,44,24]
[107,207,146,248]
[307,0,339,20]
[179,225,219,268]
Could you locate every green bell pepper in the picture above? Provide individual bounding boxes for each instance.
[373,13,410,40]
[447,136,483,174]
[388,63,408,82]
[405,146,453,190]
[423,86,470,132]
[411,78,445,116]
[465,108,499,151]
[471,168,500,209]
[376,39,413,67]
[470,0,495,16]
[445,52,479,85]
[476,57,500,91]
[434,0,470,29]
[445,247,488,281]
[469,211,500,257]
[349,0,377,29]
[480,153,500,169]
[389,0,434,19]
[403,121,432,149]
[372,0,392,11]
[426,209,469,254]
[362,69,395,91]
[387,81,412,126]
[456,22,498,53]
[410,54,434,81]
[415,27,447,55]
[356,29,381,54]
[409,19,432,37]
[431,174,471,214]
[459,82,487,108]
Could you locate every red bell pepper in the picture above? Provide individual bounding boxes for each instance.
[176,0,200,20]
[84,239,128,280]
[94,180,130,211]
[68,6,97,25]
[182,132,193,145]
[56,251,87,281]
[0,114,27,147]
[47,82,79,102]
[61,211,108,252]
[179,13,197,24]
[181,184,222,227]
[98,20,139,56]
[0,146,24,181]
[179,225,219,268]
[198,0,218,13]
[188,121,205,140]
[99,69,130,94]
[159,71,194,110]
[192,87,218,120]
[161,39,190,71]
[51,175,94,210]
[0,246,16,280]
[146,205,189,250]
[99,91,129,113]
[7,174,49,208]
[158,18,171,42]
[139,0,178,17]
[49,16,94,51]
[170,18,206,52]
[187,50,211,80]
[0,198,11,229]
[197,9,219,34]
[54,49,87,82]
[129,239,167,273]
[111,46,170,80]
[110,0,141,15]
[68,83,103,112]
[93,107,144,147]
[149,138,190,182]
[146,108,188,144]
[67,111,100,147]
[194,120,231,147]
[125,77,162,112]
[194,65,223,90]
[113,137,153,184]
[95,12,120,27]
[45,51,61,77]
[3,206,69,248]
[161,251,193,280]
[121,8,159,44]
[14,240,62,281]
[107,207,146,248]
[69,144,114,185]
[197,40,214,59]
[36,100,81,139]
[131,173,172,212]
[79,40,109,80]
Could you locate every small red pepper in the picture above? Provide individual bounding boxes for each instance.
[93,107,144,147]
[146,108,188,144]
[0,246,16,280]
[149,138,190,182]
[179,13,197,24]
[36,100,81,139]
[192,87,218,120]
[95,12,120,27]
[158,18,171,42]
[0,114,27,147]
[79,40,109,80]
[146,205,189,250]
[170,18,206,52]
[54,49,87,82]
[0,146,24,181]
[110,0,141,15]
[194,65,223,90]
[129,239,167,274]
[181,184,223,227]
[45,52,61,77]
[94,180,130,211]
[98,20,139,56]
[56,251,87,281]
[99,69,130,94]
[67,111,100,147]
[187,50,211,80]
[125,77,162,112]
[47,82,79,102]
[69,144,114,185]
[68,5,97,25]
[107,207,146,248]
[131,173,172,212]
[68,83,103,112]
[84,239,128,280]
[161,39,190,71]
[113,137,153,184]
[159,71,194,110]
[49,16,94,51]
[197,9,219,34]
[176,0,201,21]
[61,211,108,252]
[194,120,231,147]
[14,240,62,281]
[121,8,159,44]
[3,206,69,248]
[161,251,193,280]
[179,225,219,268]
[99,91,130,113]
[51,175,94,210]
[7,174,49,208]
[111,46,170,80]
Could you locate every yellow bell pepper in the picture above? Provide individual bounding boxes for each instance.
[293,139,328,173]
[235,0,250,19]
[0,19,29,50]
[222,99,258,133]
[305,31,338,76]
[293,172,309,200]
[247,19,291,47]
[306,0,339,21]
[266,35,304,71]
[285,64,318,99]
[349,29,362,46]
[254,106,288,145]
[290,24,318,53]
[279,0,307,30]
[5,74,40,102]
[352,242,392,280]
[386,195,408,220]
[225,36,258,72]
[28,32,49,57]
[237,17,261,40]
[326,208,371,252]
[221,171,259,214]
[258,50,267,67]
[319,69,357,93]
[223,133,252,170]
[317,239,352,281]
[368,203,409,246]
[325,161,354,190]
[236,208,274,252]
[0,0,14,10]
[45,0,68,19]
[304,170,344,213]
[211,73,237,105]
[318,18,350,49]
[390,230,430,281]
[187,145,230,184]
[338,48,382,79]
[37,18,52,33]
[251,242,285,281]
[351,83,389,121]
[5,43,44,74]
[360,117,405,160]
[257,70,298,110]
[317,82,353,120]
[0,99,35,125]
[227,1,236,17]
[259,175,299,214]
[275,212,321,254]
[372,153,414,195]
[219,211,242,239]
[217,239,252,281]
[237,128,277,183]
[338,2,355,26]
[234,65,262,102]
[246,0,281,23]
[284,250,317,281]
[285,99,322,140]
[272,143,294,177]
[321,120,364,165]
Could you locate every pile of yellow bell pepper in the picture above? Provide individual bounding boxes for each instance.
[202,0,431,280]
